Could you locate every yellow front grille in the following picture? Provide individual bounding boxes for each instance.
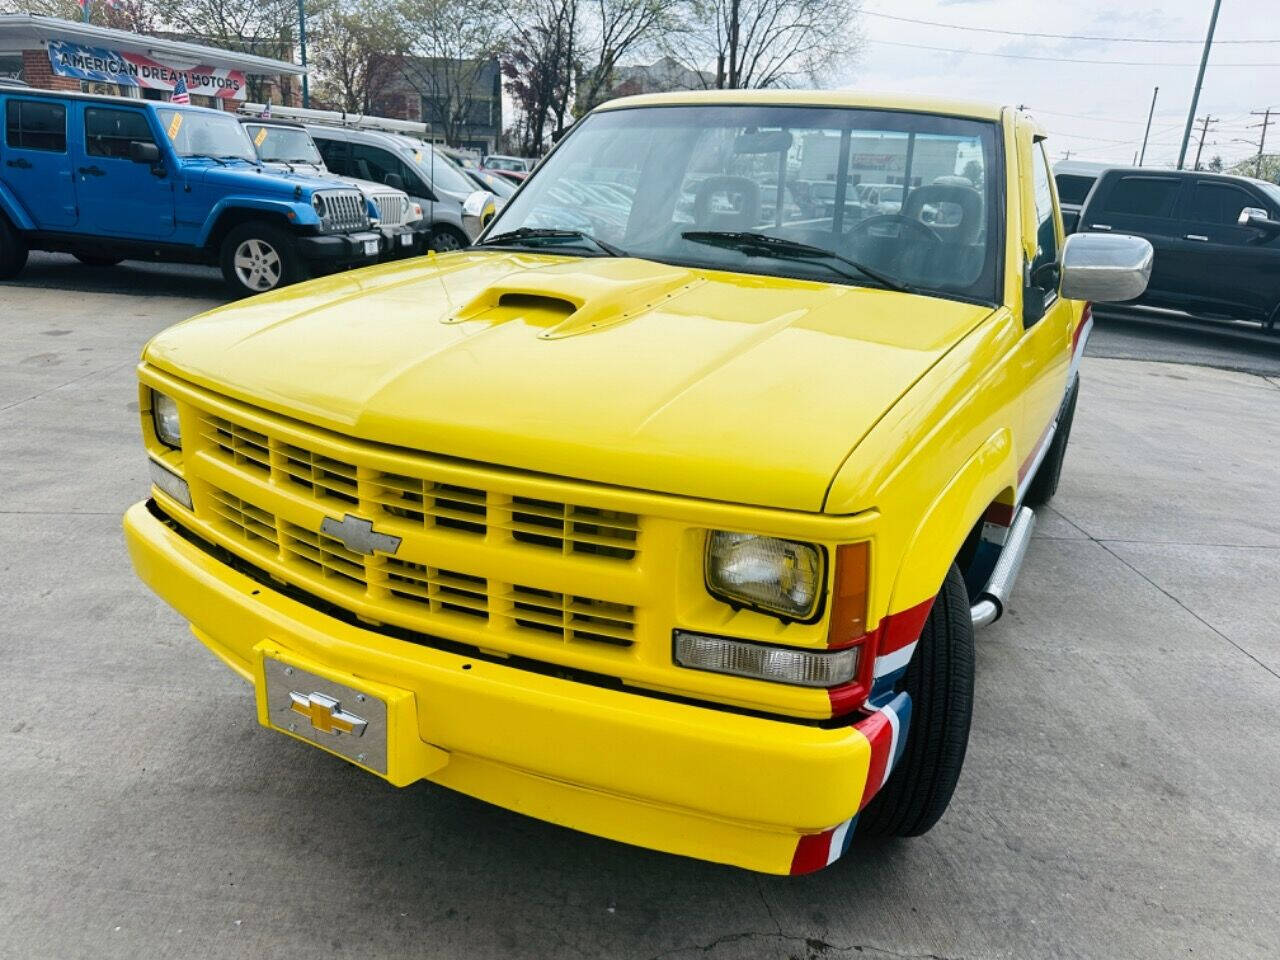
[194,409,640,652]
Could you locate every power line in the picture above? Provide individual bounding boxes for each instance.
[862,10,1280,45]
[868,39,1280,67]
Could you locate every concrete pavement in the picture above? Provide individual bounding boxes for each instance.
[1,258,1277,960]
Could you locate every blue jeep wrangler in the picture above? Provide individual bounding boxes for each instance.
[0,89,385,296]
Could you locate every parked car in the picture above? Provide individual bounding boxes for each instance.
[309,126,495,251]
[1077,167,1280,327]
[482,153,534,174]
[464,166,517,208]
[240,116,430,258]
[1053,159,1111,233]
[124,91,1152,877]
[0,90,384,296]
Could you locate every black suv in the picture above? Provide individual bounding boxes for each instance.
[1077,168,1280,328]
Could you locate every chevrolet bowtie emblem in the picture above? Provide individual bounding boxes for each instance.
[288,691,368,738]
[320,513,401,556]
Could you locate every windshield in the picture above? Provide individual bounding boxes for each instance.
[159,109,257,162]
[245,123,323,165]
[400,140,479,196]
[471,168,516,198]
[487,105,1002,302]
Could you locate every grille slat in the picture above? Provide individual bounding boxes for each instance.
[194,407,640,652]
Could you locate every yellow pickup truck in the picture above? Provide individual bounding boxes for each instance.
[124,91,1152,875]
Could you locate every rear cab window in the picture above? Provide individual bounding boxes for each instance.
[1054,174,1095,206]
[5,99,67,152]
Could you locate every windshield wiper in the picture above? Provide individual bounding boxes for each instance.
[479,227,626,258]
[681,231,915,294]
[186,153,226,166]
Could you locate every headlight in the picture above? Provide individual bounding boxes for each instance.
[705,531,824,621]
[151,391,182,448]
[148,458,192,509]
[312,194,327,217]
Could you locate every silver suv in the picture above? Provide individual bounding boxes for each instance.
[309,126,494,252]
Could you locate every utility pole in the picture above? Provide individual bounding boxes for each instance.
[1178,0,1222,169]
[1192,115,1217,171]
[298,0,310,108]
[1139,85,1159,167]
[1250,108,1274,178]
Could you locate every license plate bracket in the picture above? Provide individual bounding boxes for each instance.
[261,652,389,774]
[363,238,380,256]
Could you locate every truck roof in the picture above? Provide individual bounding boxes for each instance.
[596,89,1008,122]
[0,85,230,116]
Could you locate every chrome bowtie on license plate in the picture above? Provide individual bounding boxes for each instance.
[261,656,387,773]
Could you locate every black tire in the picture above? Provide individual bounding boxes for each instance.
[429,227,466,253]
[1023,376,1080,508]
[73,253,124,267]
[856,564,974,840]
[219,221,306,297]
[0,215,29,280]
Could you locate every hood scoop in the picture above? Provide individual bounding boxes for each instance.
[444,263,704,339]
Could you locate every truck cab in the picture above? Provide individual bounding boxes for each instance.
[0,90,385,295]
[124,92,1154,875]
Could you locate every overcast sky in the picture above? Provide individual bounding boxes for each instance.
[845,0,1279,170]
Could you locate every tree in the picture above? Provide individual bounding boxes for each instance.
[503,0,576,154]
[311,0,402,112]
[1229,154,1280,183]
[574,0,675,114]
[1206,154,1224,173]
[390,0,506,146]
[150,0,305,101]
[664,0,863,89]
[0,0,154,31]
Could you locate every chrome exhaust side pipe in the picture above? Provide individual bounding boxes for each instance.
[971,506,1036,628]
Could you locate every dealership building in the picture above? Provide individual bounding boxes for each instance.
[0,14,304,111]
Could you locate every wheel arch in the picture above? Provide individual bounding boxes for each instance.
[201,202,304,252]
[885,427,1018,617]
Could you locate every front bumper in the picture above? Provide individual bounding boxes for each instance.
[296,230,384,264]
[123,499,892,874]
[379,222,431,257]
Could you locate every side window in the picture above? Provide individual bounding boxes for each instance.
[1030,143,1058,285]
[315,137,348,174]
[1102,176,1181,218]
[85,108,155,159]
[1055,174,1096,206]
[1187,182,1260,226]
[5,99,67,152]
[350,143,410,188]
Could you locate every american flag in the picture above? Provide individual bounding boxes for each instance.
[261,100,271,118]
[170,76,189,104]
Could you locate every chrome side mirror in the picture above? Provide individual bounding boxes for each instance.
[461,190,497,242]
[1060,232,1153,303]
[1238,206,1280,231]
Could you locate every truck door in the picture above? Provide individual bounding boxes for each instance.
[75,105,175,239]
[1018,138,1076,483]
[3,97,78,229]
[1081,173,1184,310]
[1167,178,1280,321]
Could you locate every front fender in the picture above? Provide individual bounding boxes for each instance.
[887,428,1016,613]
[0,182,35,231]
[196,197,317,246]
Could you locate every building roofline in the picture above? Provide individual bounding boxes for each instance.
[0,13,305,75]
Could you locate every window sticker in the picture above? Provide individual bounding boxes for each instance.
[166,112,182,140]
[254,127,267,147]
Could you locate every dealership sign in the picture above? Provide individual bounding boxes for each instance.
[47,39,247,100]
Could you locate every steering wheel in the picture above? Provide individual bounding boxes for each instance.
[847,213,945,249]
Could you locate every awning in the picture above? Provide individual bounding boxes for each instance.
[0,14,306,77]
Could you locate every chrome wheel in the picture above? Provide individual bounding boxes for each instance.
[233,238,282,291]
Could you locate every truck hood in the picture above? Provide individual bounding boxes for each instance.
[145,253,993,512]
[259,161,392,199]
